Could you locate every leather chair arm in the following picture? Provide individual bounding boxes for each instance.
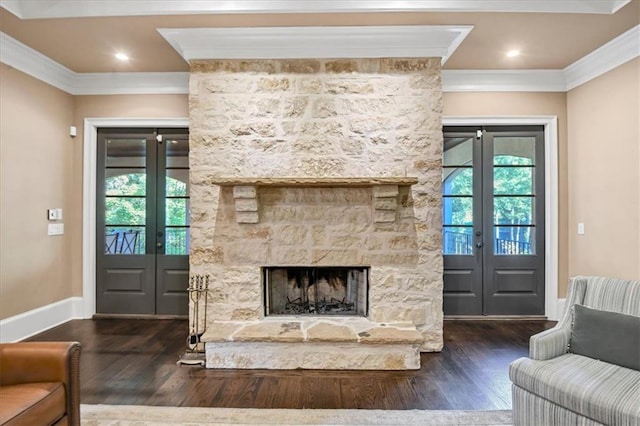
[0,341,81,426]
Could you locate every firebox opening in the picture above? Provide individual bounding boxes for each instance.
[263,267,369,316]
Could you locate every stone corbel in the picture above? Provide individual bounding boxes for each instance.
[373,185,399,223]
[232,185,259,223]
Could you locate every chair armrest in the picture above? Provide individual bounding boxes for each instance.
[0,342,81,426]
[529,325,571,360]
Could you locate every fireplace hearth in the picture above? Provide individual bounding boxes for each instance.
[264,267,368,316]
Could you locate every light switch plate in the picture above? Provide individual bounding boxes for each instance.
[48,209,57,220]
[48,223,64,235]
[578,223,585,235]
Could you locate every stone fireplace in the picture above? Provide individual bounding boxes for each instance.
[189,57,443,370]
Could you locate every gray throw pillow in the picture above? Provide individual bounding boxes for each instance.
[569,304,640,371]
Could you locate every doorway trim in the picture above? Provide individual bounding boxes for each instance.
[442,116,559,320]
[81,117,189,318]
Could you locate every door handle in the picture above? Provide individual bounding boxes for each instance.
[156,242,164,249]
[476,242,483,248]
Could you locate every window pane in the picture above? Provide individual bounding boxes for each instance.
[493,136,535,165]
[494,226,535,255]
[105,226,145,255]
[443,167,472,196]
[166,227,189,255]
[494,167,533,195]
[166,198,189,226]
[443,227,473,255]
[166,173,189,196]
[106,138,146,167]
[105,171,146,196]
[443,196,473,226]
[106,197,146,225]
[444,137,473,166]
[494,196,534,225]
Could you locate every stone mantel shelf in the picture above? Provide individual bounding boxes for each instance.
[210,177,419,187]
[221,177,417,224]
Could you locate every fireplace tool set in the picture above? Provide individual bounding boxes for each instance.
[187,274,210,353]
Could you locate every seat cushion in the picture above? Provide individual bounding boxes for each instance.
[510,354,640,425]
[0,382,66,426]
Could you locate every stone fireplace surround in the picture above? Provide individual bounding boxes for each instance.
[190,58,443,370]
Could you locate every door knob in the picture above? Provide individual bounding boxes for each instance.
[156,242,164,249]
[476,242,483,248]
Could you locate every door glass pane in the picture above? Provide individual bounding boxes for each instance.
[443,227,473,255]
[166,198,190,226]
[106,197,146,226]
[495,226,535,255]
[444,137,473,166]
[166,137,189,167]
[494,196,534,225]
[105,171,146,196]
[493,137,535,165]
[105,226,145,255]
[494,167,533,195]
[166,172,189,196]
[106,138,146,167]
[165,135,189,256]
[166,227,188,255]
[443,197,473,225]
[443,167,472,196]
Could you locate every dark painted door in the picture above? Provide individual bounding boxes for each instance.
[96,128,190,315]
[443,126,545,316]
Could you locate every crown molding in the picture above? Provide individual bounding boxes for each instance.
[158,26,473,63]
[1,0,629,19]
[0,32,75,92]
[1,24,638,95]
[564,24,640,90]
[442,70,566,92]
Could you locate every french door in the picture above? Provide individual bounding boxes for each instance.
[96,128,190,315]
[443,126,545,316]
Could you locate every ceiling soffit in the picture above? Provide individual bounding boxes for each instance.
[158,26,473,63]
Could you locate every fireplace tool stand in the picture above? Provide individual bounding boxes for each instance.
[178,274,210,366]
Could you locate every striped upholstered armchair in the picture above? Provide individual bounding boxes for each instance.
[509,276,640,426]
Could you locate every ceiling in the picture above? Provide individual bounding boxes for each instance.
[0,0,638,74]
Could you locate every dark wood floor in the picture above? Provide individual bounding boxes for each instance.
[27,318,554,410]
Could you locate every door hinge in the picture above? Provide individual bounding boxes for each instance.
[476,129,483,139]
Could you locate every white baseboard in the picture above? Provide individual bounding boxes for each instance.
[0,297,84,342]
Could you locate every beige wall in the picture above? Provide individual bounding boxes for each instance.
[0,64,76,319]
[443,92,570,296]
[567,58,640,281]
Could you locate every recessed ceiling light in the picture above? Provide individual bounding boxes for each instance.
[115,52,129,61]
[506,49,520,58]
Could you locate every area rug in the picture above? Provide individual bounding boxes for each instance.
[81,404,513,425]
